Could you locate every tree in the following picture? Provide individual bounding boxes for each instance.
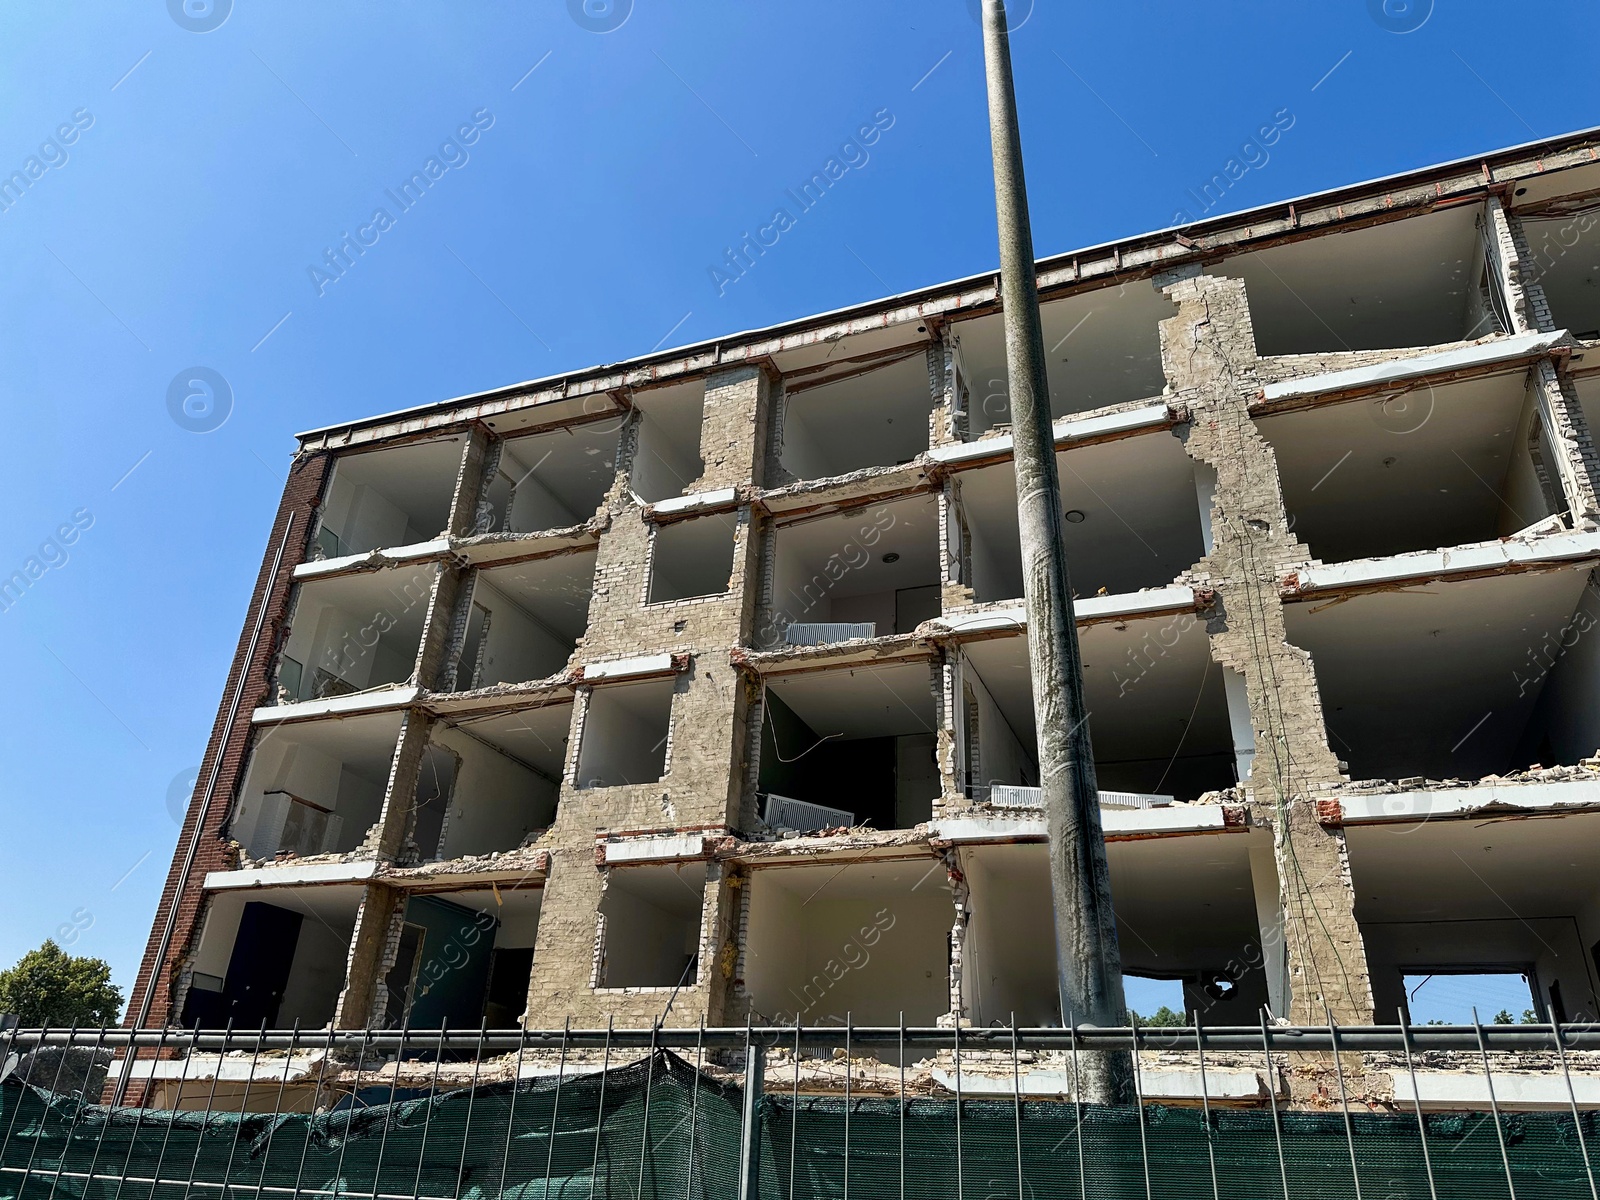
[1130,1006,1187,1028]
[1492,1009,1514,1025]
[0,940,123,1026]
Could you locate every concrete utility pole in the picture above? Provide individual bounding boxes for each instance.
[978,0,1134,1104]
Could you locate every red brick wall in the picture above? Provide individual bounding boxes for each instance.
[123,449,331,1032]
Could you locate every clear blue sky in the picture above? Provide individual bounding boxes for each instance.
[0,0,1591,1009]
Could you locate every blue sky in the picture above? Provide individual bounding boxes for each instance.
[0,0,1592,1008]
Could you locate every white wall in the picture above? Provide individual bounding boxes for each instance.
[895,733,939,825]
[830,590,893,632]
[964,661,1034,792]
[1521,577,1600,765]
[434,726,558,858]
[475,579,571,685]
[507,467,582,533]
[230,738,385,857]
[576,680,674,788]
[962,853,1058,1026]
[1496,378,1557,537]
[777,396,829,481]
[599,870,704,987]
[277,912,354,1027]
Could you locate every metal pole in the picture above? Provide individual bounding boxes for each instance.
[736,1032,764,1200]
[977,0,1131,1106]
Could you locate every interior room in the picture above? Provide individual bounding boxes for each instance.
[1286,564,1600,782]
[1512,171,1600,341]
[575,677,676,789]
[741,857,953,1026]
[950,282,1173,439]
[380,887,544,1029]
[478,418,621,535]
[649,512,738,603]
[1206,205,1496,355]
[958,616,1239,803]
[1346,811,1600,1025]
[596,863,707,989]
[450,551,598,690]
[631,379,707,502]
[951,429,1205,602]
[274,566,434,704]
[1261,369,1564,565]
[408,716,560,862]
[960,838,1268,1027]
[1572,371,1600,442]
[315,437,463,558]
[757,660,941,831]
[777,351,933,480]
[180,886,364,1029]
[765,494,940,644]
[228,713,401,860]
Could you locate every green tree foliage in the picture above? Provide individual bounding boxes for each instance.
[0,940,123,1026]
[1130,1006,1187,1027]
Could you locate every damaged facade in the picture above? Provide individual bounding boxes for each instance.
[129,127,1600,1108]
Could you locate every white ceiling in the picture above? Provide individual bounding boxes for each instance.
[451,703,573,775]
[1509,162,1600,210]
[958,428,1204,599]
[1519,211,1600,338]
[952,281,1173,431]
[604,863,707,915]
[782,354,934,475]
[252,711,403,772]
[297,565,435,644]
[1261,369,1535,563]
[1207,205,1483,354]
[1347,810,1600,922]
[333,437,463,527]
[1284,564,1592,781]
[767,660,938,741]
[500,418,622,511]
[776,494,941,601]
[961,613,1231,769]
[479,550,599,640]
[754,855,947,901]
[770,325,931,376]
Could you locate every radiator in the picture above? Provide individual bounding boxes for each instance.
[987,784,1171,810]
[783,622,876,646]
[763,793,855,833]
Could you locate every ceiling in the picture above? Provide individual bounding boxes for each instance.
[767,660,938,741]
[961,613,1231,768]
[1519,210,1600,339]
[776,493,940,601]
[479,549,599,640]
[958,428,1204,599]
[753,854,946,902]
[603,862,708,915]
[1346,810,1600,922]
[251,710,403,771]
[781,354,934,477]
[500,417,622,513]
[1261,369,1537,563]
[1206,205,1483,354]
[333,437,463,527]
[1284,564,1593,781]
[952,281,1173,434]
[454,703,574,776]
[297,564,435,644]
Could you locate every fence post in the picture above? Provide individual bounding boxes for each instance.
[738,1037,766,1200]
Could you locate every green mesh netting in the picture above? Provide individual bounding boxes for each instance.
[4,1051,1597,1199]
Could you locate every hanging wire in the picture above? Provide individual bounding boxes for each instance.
[1472,1008,1519,1200]
[1260,1011,1290,1200]
[1194,1013,1220,1200]
[1397,1010,1439,1200]
[1552,1016,1599,1200]
[1326,1007,1363,1200]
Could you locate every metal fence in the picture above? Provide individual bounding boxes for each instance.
[3,1019,1599,1199]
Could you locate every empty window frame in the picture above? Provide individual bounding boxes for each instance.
[1345,811,1600,1024]
[958,615,1240,804]
[575,677,676,789]
[1262,369,1566,565]
[1286,564,1600,782]
[649,513,737,603]
[1206,205,1497,356]
[765,494,940,645]
[408,715,562,861]
[950,283,1173,439]
[758,661,941,831]
[274,567,434,704]
[181,887,363,1031]
[447,552,598,691]
[314,438,463,558]
[596,864,705,989]
[742,858,952,1025]
[229,713,400,859]
[950,431,1206,603]
[479,420,621,535]
[960,839,1270,1027]
[631,380,707,503]
[777,352,934,480]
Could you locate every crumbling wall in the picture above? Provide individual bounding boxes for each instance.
[1158,267,1373,1025]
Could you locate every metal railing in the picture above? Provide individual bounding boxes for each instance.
[3,1019,1598,1200]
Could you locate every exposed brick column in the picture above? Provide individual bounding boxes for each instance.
[1158,268,1374,1025]
[360,708,434,862]
[694,364,774,491]
[124,449,332,1031]
[448,424,496,537]
[335,884,405,1029]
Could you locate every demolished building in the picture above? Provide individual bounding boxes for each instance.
[126,126,1600,1109]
